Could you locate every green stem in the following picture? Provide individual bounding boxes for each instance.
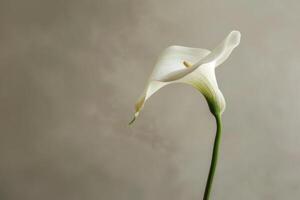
[203,113,222,200]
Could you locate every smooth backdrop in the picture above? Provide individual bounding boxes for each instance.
[1,0,300,199]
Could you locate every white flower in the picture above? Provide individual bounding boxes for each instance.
[130,31,241,124]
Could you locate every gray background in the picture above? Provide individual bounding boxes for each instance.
[1,0,300,199]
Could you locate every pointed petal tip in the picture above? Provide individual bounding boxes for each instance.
[228,30,241,47]
[128,116,136,125]
[230,30,241,35]
[230,30,241,38]
[128,112,139,126]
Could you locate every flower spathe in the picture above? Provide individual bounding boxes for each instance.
[130,31,241,124]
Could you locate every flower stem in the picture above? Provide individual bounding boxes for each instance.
[203,113,222,200]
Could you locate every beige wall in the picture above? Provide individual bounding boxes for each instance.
[1,0,300,199]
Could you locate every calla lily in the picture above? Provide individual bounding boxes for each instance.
[130,31,240,124]
[129,31,241,200]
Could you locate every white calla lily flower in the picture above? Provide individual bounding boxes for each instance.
[130,31,241,124]
[130,31,241,200]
